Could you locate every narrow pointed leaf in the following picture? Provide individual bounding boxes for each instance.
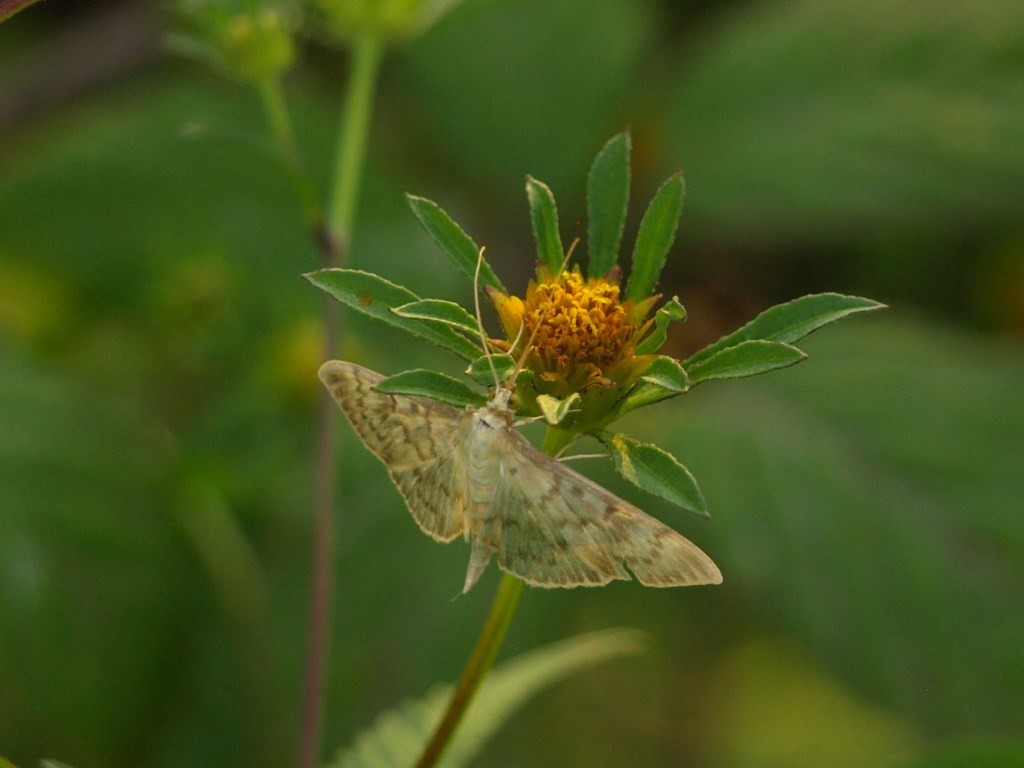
[392,299,480,336]
[406,194,506,292]
[614,356,690,417]
[627,172,685,302]
[375,369,487,408]
[465,353,517,386]
[687,340,807,385]
[526,176,564,274]
[330,629,645,768]
[305,269,482,360]
[601,433,708,517]
[586,132,631,278]
[684,293,884,368]
[536,392,581,426]
[634,296,687,355]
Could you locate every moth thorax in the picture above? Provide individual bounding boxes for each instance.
[476,404,513,431]
[487,386,513,414]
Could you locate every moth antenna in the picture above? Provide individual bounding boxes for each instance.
[508,318,526,353]
[557,452,608,462]
[562,237,580,270]
[506,240,580,386]
[472,246,501,390]
[508,310,543,386]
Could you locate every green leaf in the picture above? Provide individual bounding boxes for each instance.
[586,131,631,278]
[601,433,707,517]
[634,296,687,355]
[465,353,517,386]
[329,629,645,768]
[375,369,487,409]
[614,356,690,417]
[406,194,506,293]
[626,172,685,302]
[0,758,19,768]
[393,299,480,336]
[305,268,483,361]
[687,340,807,385]
[684,293,884,368]
[536,393,581,426]
[526,176,564,274]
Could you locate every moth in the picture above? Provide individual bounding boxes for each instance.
[319,360,722,592]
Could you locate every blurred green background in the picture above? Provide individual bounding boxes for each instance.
[1,0,1023,766]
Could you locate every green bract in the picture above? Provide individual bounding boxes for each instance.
[307,131,884,515]
[172,0,299,83]
[316,0,466,43]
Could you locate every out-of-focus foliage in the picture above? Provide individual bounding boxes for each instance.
[0,0,1021,767]
[657,317,1024,736]
[0,0,41,25]
[331,629,644,768]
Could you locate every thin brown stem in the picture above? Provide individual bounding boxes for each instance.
[297,228,342,768]
[296,29,382,768]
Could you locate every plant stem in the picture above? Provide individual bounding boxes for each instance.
[414,573,525,768]
[256,77,323,231]
[296,33,384,768]
[258,76,297,155]
[415,424,570,767]
[328,33,384,242]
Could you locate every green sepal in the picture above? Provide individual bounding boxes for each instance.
[526,176,564,274]
[406,194,506,293]
[392,298,480,336]
[687,340,807,385]
[465,353,517,386]
[613,356,690,418]
[536,392,581,426]
[304,268,482,361]
[634,296,687,355]
[626,172,685,302]
[586,131,631,278]
[375,369,487,409]
[685,293,885,368]
[600,433,708,517]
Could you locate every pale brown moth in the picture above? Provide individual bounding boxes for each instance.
[319,359,722,592]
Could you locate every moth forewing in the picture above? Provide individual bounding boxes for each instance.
[482,422,723,589]
[319,360,467,542]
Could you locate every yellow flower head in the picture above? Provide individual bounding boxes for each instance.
[488,267,658,422]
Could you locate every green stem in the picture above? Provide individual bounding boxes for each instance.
[328,33,384,245]
[296,34,385,768]
[414,573,525,768]
[256,77,323,232]
[415,424,570,767]
[257,76,296,154]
